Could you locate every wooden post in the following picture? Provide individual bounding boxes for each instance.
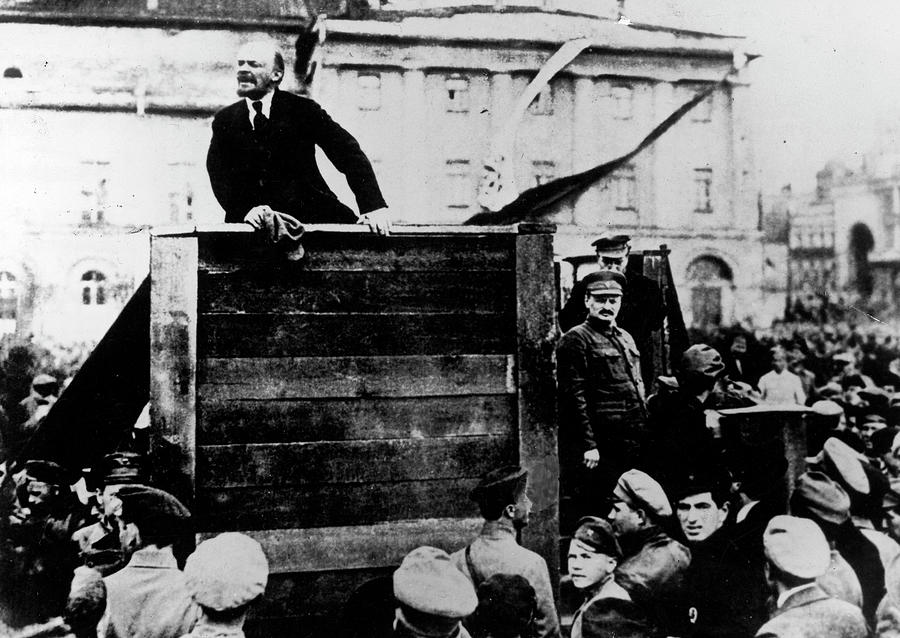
[149,233,198,506]
[515,223,559,586]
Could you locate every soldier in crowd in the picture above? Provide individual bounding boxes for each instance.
[557,270,648,508]
[468,575,537,638]
[182,533,269,638]
[755,516,867,638]
[101,485,199,638]
[558,233,684,389]
[567,516,657,638]
[673,471,767,638]
[606,469,690,635]
[392,546,478,638]
[72,451,149,575]
[451,466,560,638]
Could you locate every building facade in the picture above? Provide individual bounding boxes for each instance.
[1,0,767,343]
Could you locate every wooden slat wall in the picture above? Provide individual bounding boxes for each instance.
[150,226,558,637]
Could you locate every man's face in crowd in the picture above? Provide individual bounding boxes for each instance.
[585,292,622,324]
[772,354,787,373]
[511,487,533,530]
[567,539,617,590]
[861,420,886,444]
[676,492,728,543]
[887,507,900,541]
[235,42,283,99]
[596,250,628,273]
[730,337,747,356]
[607,499,643,536]
[25,480,56,513]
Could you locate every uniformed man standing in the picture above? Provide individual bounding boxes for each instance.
[557,270,648,506]
[558,234,685,389]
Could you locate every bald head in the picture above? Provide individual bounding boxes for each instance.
[235,40,285,99]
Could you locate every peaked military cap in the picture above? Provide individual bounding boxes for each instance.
[24,459,72,486]
[573,517,621,558]
[470,466,528,504]
[591,233,630,257]
[582,270,626,296]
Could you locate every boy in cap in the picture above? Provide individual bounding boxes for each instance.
[566,517,656,638]
[451,467,559,638]
[101,485,200,638]
[756,515,866,638]
[394,546,477,638]
[557,270,648,505]
[605,469,689,636]
[182,532,269,638]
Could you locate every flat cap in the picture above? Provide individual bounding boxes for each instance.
[811,400,844,417]
[861,413,887,425]
[832,351,856,364]
[812,437,870,496]
[393,546,477,619]
[613,469,672,518]
[679,344,725,380]
[591,233,630,256]
[791,471,851,525]
[573,517,621,558]
[24,459,72,486]
[470,466,527,504]
[32,373,58,388]
[764,515,831,579]
[582,270,626,296]
[185,533,269,611]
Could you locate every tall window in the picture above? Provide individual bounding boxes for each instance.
[445,160,472,209]
[693,168,713,213]
[0,272,17,320]
[532,160,556,187]
[612,165,637,211]
[357,73,381,111]
[528,84,554,116]
[612,85,633,120]
[81,270,107,305]
[445,76,470,112]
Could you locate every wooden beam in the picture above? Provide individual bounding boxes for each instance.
[198,354,515,400]
[199,518,483,574]
[514,230,560,588]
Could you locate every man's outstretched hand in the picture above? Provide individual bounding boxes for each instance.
[358,207,392,236]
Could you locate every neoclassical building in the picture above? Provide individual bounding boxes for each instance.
[1,0,770,343]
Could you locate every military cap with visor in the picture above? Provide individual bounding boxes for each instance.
[572,517,621,558]
[582,270,626,296]
[591,233,630,257]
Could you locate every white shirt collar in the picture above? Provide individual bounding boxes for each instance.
[245,90,275,128]
[776,582,818,609]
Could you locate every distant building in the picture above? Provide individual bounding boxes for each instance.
[1,0,767,342]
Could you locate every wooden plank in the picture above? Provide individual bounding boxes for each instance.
[198,270,516,315]
[198,435,516,488]
[199,518,482,574]
[197,394,517,445]
[197,354,515,400]
[198,313,513,357]
[195,479,483,530]
[251,568,394,621]
[149,235,198,506]
[198,233,515,273]
[154,224,525,237]
[514,231,560,586]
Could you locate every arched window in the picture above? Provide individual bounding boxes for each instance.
[686,255,734,328]
[81,270,107,305]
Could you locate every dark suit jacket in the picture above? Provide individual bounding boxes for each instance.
[207,90,387,223]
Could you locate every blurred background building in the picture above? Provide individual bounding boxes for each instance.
[0,0,771,344]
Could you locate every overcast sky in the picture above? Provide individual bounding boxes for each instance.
[629,0,900,195]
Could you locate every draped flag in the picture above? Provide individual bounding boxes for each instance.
[465,58,755,225]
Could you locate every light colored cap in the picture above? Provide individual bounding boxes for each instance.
[185,533,269,611]
[393,546,477,619]
[613,469,672,518]
[818,437,870,495]
[811,400,844,417]
[764,515,831,579]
